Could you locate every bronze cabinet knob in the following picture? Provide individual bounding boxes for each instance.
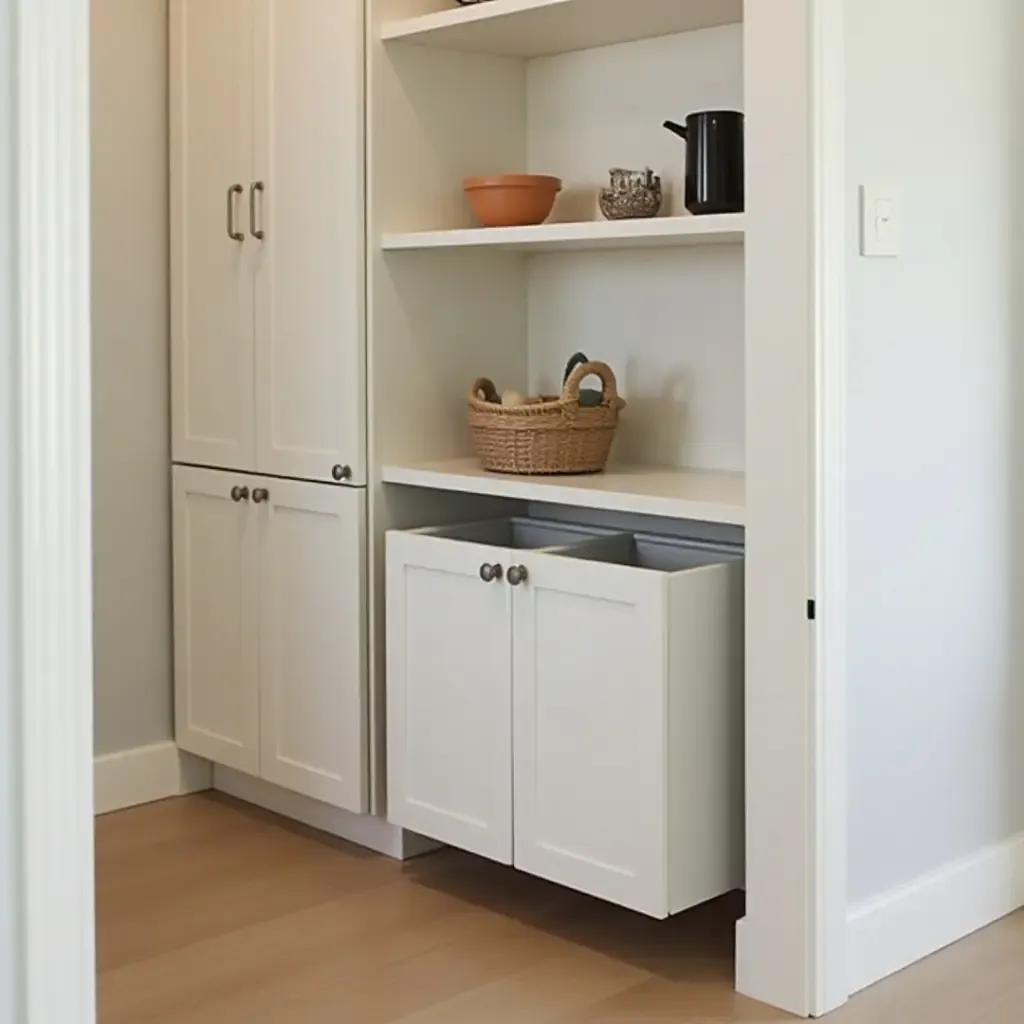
[332,464,352,482]
[252,488,270,504]
[479,563,503,584]
[506,565,528,587]
[230,485,249,503]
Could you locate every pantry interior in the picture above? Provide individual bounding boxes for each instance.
[155,0,818,1011]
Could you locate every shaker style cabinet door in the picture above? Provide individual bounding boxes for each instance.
[256,478,367,812]
[173,466,260,774]
[386,532,514,863]
[252,0,366,484]
[511,553,670,917]
[170,0,256,471]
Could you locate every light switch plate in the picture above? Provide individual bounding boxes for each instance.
[860,185,901,257]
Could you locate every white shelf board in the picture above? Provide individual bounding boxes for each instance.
[381,457,746,525]
[380,0,744,59]
[382,215,744,254]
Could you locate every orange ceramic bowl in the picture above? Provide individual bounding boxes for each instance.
[463,174,562,228]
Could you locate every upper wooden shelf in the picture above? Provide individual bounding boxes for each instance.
[382,214,744,254]
[381,457,746,525]
[380,0,744,59]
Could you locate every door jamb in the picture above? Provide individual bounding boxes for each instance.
[735,0,848,1015]
[11,1,97,1021]
[810,0,849,1014]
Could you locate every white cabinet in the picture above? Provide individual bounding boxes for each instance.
[386,527,514,862]
[170,0,364,484]
[169,0,255,472]
[174,466,367,812]
[386,519,614,862]
[258,477,366,810]
[386,522,744,918]
[253,0,365,484]
[173,466,260,774]
[513,537,745,918]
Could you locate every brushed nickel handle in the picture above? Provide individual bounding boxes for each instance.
[226,184,244,241]
[249,181,265,240]
[332,464,352,482]
[506,565,528,587]
[479,563,503,584]
[230,485,249,503]
[252,487,270,504]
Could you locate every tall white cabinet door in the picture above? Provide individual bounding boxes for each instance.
[256,479,367,812]
[386,533,513,863]
[512,555,670,917]
[252,0,366,485]
[173,466,260,774]
[170,0,256,470]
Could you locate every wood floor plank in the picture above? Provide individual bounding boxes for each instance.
[96,794,1024,1024]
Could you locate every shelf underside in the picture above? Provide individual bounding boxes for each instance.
[382,458,745,525]
[381,0,744,59]
[382,215,744,254]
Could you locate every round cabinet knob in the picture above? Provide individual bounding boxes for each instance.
[230,485,250,503]
[506,565,528,587]
[479,563,503,583]
[252,488,270,504]
[332,464,352,482]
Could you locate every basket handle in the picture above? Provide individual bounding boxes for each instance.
[561,360,619,407]
[470,378,500,404]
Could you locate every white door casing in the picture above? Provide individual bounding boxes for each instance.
[12,0,96,1020]
[738,0,848,1015]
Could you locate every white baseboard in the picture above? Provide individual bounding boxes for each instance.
[848,831,1024,995]
[213,766,439,861]
[94,741,212,815]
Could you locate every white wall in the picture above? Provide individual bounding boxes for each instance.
[846,0,1023,904]
[91,0,173,755]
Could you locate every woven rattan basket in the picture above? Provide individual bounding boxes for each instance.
[468,361,625,475]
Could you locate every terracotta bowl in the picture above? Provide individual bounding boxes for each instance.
[463,174,562,228]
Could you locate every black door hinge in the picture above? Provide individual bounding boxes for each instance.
[807,599,816,621]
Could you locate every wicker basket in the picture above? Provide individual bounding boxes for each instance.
[468,361,625,475]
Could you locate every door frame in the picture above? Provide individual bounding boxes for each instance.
[5,0,97,1021]
[809,0,849,1013]
[6,0,847,1020]
[736,0,848,1016]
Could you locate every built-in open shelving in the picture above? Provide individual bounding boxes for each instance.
[381,458,746,525]
[373,3,747,531]
[381,0,744,59]
[382,214,744,254]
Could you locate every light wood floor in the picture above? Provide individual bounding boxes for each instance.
[97,795,1024,1023]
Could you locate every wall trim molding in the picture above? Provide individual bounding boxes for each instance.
[847,832,1024,996]
[214,766,438,861]
[808,0,849,1013]
[94,742,212,816]
[734,0,848,1014]
[15,1,97,1020]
